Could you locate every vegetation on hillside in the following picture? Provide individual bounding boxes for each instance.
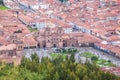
[0,53,120,80]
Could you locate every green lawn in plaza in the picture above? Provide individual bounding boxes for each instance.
[80,52,115,67]
[59,48,78,54]
[50,53,67,59]
[0,5,9,10]
[96,59,116,67]
[80,52,96,58]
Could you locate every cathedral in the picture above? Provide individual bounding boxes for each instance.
[36,26,78,48]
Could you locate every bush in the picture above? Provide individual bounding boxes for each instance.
[91,56,98,61]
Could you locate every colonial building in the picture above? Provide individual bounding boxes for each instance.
[0,44,22,65]
[36,26,79,48]
[35,26,100,48]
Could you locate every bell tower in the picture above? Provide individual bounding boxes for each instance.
[57,27,64,35]
[57,27,64,48]
[45,27,51,36]
[45,27,52,48]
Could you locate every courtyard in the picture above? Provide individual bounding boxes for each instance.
[23,47,120,66]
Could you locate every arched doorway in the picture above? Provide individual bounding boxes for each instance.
[42,41,46,48]
[72,44,74,47]
[43,44,46,48]
[63,40,67,47]
[63,43,66,47]
[53,44,57,48]
[37,43,40,48]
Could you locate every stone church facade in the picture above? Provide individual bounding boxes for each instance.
[36,27,78,48]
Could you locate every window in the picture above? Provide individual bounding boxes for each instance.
[46,31,49,35]
[13,40,15,43]
[60,39,61,42]
[48,40,50,42]
[72,44,74,47]
[21,46,22,49]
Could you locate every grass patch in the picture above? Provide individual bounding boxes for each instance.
[0,5,9,10]
[50,53,67,59]
[80,52,115,67]
[27,26,38,32]
[60,48,78,54]
[96,59,116,67]
[80,52,96,58]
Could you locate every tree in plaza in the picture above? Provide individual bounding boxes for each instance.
[73,49,78,53]
[61,48,66,53]
[91,56,98,61]
[68,48,72,53]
